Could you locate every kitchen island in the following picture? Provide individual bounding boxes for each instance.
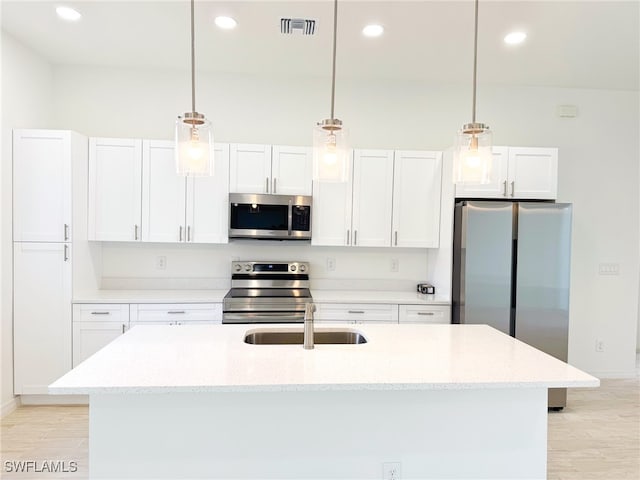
[50,324,598,479]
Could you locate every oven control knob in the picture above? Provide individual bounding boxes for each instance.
[299,264,306,272]
[290,265,297,272]
[244,264,251,272]
[234,264,242,272]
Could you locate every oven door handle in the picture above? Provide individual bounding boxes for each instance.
[223,312,305,323]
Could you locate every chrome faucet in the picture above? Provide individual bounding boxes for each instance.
[303,303,316,350]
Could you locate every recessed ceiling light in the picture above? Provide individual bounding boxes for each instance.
[362,24,384,37]
[56,6,82,22]
[504,31,527,45]
[215,16,237,30]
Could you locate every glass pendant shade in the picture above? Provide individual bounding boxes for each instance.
[313,119,348,182]
[175,113,214,176]
[454,124,492,184]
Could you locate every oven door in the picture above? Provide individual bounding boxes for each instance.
[222,311,304,324]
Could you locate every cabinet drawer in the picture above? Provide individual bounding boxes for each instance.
[129,303,222,323]
[73,303,130,323]
[315,303,398,323]
[399,305,450,324]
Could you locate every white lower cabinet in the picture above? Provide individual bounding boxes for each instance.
[13,242,72,394]
[129,303,223,326]
[72,304,130,367]
[314,303,398,324]
[398,305,451,324]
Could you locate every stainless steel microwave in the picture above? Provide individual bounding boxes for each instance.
[229,193,312,240]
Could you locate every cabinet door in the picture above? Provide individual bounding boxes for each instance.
[186,143,230,243]
[72,321,127,367]
[311,154,354,246]
[271,145,313,195]
[89,137,142,241]
[398,305,450,324]
[14,242,72,394]
[13,130,72,242]
[392,151,442,248]
[314,303,398,323]
[507,147,558,200]
[229,144,272,193]
[454,147,509,198]
[351,150,394,247]
[129,303,223,323]
[142,140,187,242]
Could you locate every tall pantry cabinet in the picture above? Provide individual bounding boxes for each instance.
[12,129,86,395]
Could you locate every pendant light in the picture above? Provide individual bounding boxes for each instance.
[176,0,214,176]
[313,0,348,183]
[454,0,492,184]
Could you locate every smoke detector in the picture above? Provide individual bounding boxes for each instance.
[280,18,316,35]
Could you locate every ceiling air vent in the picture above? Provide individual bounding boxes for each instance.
[281,18,316,35]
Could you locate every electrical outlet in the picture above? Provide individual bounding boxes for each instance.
[595,339,605,352]
[391,258,399,272]
[156,256,167,270]
[326,257,336,272]
[598,263,619,275]
[383,462,401,480]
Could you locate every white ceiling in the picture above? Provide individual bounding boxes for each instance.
[1,0,639,90]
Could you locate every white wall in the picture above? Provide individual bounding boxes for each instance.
[51,64,639,377]
[1,31,54,412]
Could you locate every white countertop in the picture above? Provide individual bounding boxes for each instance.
[50,324,598,394]
[73,289,449,305]
[310,290,449,305]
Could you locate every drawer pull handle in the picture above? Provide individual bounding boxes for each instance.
[91,311,110,315]
[167,311,186,314]
[348,310,365,314]
[417,312,435,316]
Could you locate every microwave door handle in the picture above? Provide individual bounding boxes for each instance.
[288,200,293,236]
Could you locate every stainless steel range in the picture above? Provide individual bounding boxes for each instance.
[222,261,312,324]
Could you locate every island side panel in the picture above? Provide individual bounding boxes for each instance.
[89,388,547,479]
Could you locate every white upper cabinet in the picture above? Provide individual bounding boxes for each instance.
[311,154,354,246]
[229,144,312,195]
[229,144,272,193]
[186,143,230,243]
[351,150,395,247]
[455,146,557,200]
[89,137,143,241]
[312,149,395,248]
[13,129,78,242]
[13,242,72,394]
[507,148,558,199]
[392,151,442,248]
[142,140,186,243]
[271,146,313,195]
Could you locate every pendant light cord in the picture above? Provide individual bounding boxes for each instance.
[471,0,479,124]
[190,0,196,113]
[330,0,338,120]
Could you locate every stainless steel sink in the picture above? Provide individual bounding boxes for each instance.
[244,329,367,345]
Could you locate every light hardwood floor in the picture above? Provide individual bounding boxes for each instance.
[1,379,639,479]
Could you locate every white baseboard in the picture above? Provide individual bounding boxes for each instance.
[0,396,21,418]
[19,394,88,405]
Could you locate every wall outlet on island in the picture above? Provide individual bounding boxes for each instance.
[382,462,402,480]
[595,339,605,352]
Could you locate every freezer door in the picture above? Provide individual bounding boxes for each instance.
[516,203,572,408]
[453,201,513,335]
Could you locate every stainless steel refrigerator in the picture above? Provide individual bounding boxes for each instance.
[452,201,572,409]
